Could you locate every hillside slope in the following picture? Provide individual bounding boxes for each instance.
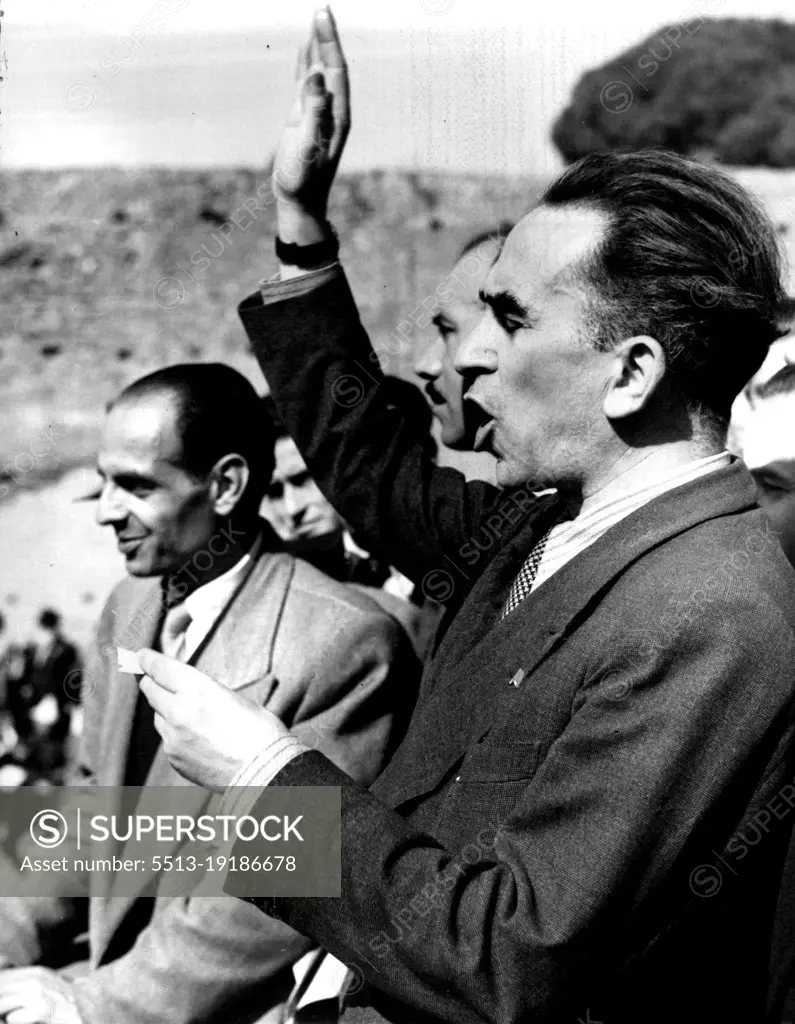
[0,168,538,494]
[2,165,794,498]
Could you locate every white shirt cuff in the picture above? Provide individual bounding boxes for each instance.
[218,735,311,821]
[258,262,341,305]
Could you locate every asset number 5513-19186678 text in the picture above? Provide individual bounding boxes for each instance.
[151,855,297,872]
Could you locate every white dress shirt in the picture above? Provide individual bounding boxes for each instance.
[532,451,731,593]
[179,532,262,661]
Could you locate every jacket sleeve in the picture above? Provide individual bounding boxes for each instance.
[69,897,308,1024]
[239,270,508,596]
[232,590,795,1024]
[280,592,420,785]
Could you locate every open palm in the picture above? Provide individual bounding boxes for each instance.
[272,7,350,219]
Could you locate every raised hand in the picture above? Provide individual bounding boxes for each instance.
[273,6,350,244]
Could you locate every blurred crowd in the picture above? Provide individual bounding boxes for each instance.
[0,608,82,787]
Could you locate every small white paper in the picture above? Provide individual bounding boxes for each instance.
[117,647,142,675]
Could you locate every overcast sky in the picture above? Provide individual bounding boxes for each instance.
[5,0,795,174]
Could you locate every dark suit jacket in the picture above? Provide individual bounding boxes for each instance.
[0,532,420,1024]
[238,271,795,1024]
[7,638,80,745]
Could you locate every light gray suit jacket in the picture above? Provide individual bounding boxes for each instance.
[0,538,419,1024]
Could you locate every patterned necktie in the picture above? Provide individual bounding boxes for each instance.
[124,599,192,793]
[160,603,192,661]
[500,527,555,619]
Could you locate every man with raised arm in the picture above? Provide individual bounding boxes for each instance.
[139,10,795,1023]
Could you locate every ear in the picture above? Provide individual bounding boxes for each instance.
[602,335,667,421]
[208,454,250,516]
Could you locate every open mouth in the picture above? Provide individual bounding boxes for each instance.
[424,382,446,409]
[464,398,495,452]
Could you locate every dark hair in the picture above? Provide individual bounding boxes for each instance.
[752,362,795,403]
[458,222,515,262]
[261,393,290,443]
[110,364,275,505]
[776,296,795,336]
[38,608,60,630]
[541,150,785,431]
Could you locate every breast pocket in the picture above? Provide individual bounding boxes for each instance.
[457,738,543,784]
[438,738,543,845]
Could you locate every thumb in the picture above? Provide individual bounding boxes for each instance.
[137,648,181,693]
[302,69,332,122]
[305,70,327,97]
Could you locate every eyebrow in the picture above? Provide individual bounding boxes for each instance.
[479,289,539,327]
[431,312,453,329]
[96,466,156,487]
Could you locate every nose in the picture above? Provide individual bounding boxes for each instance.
[454,311,498,378]
[284,485,307,523]
[414,336,444,381]
[96,481,128,527]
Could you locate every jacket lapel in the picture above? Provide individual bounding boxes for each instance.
[99,580,163,791]
[376,461,758,808]
[373,493,562,803]
[89,579,163,959]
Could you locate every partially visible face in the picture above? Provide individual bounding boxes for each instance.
[263,437,344,549]
[96,396,216,577]
[750,330,795,386]
[413,239,501,449]
[33,626,54,647]
[729,391,795,567]
[454,204,614,489]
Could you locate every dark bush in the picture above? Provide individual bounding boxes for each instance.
[552,18,795,167]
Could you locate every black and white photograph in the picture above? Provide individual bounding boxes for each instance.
[3,0,795,1020]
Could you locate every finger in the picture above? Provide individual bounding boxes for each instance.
[0,968,40,984]
[300,71,333,153]
[6,1010,44,1024]
[288,39,313,124]
[0,979,31,999]
[138,676,170,716]
[136,649,183,693]
[0,992,26,1014]
[309,17,322,69]
[294,39,311,84]
[152,711,167,739]
[316,6,346,70]
[314,8,350,159]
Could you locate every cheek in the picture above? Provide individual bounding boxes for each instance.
[124,499,159,536]
[156,495,212,545]
[315,493,340,524]
[262,499,285,524]
[273,501,289,521]
[306,485,330,512]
